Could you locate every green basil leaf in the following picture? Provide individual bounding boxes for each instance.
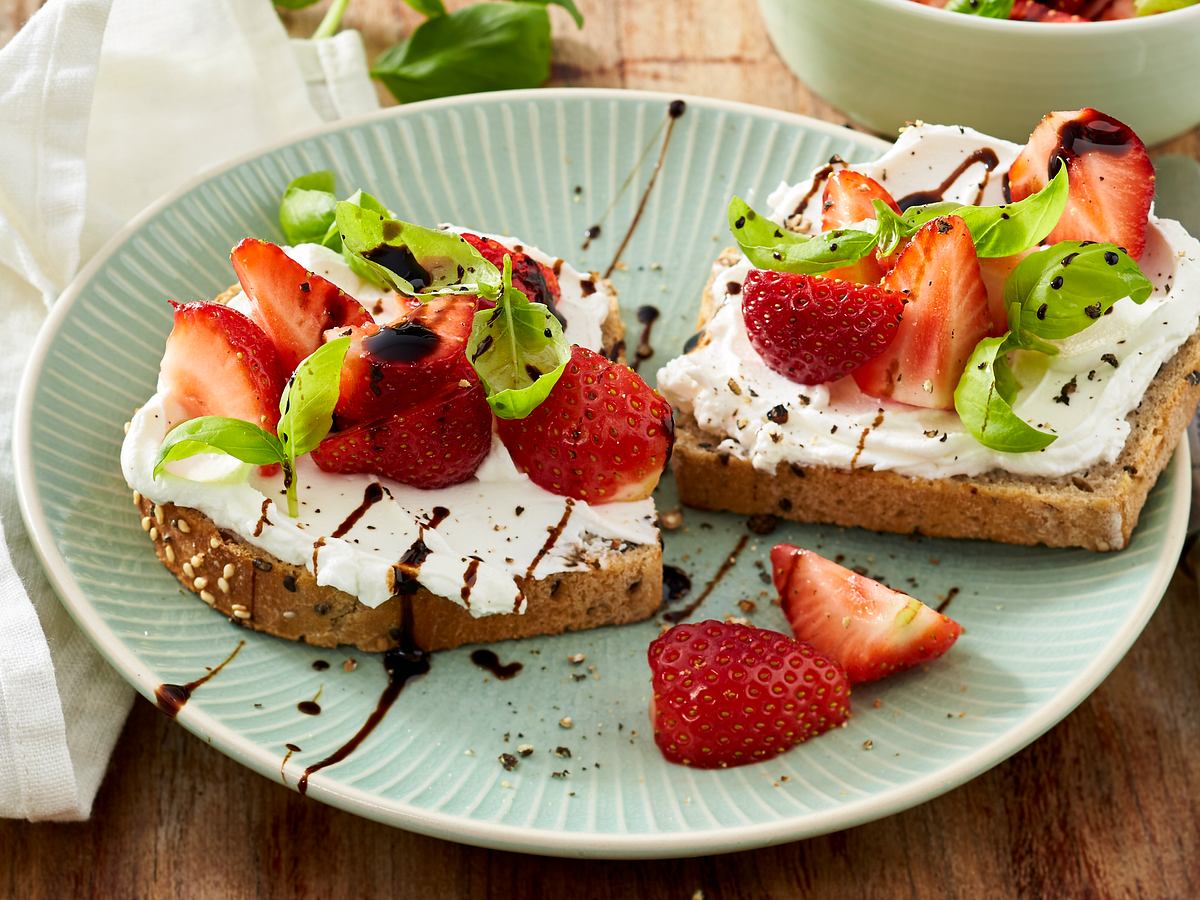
[278,336,352,459]
[945,0,1014,17]
[1006,241,1153,344]
[335,201,501,300]
[371,3,551,105]
[872,201,913,257]
[954,333,1057,453]
[280,171,338,246]
[527,0,584,27]
[728,196,879,275]
[901,202,961,231]
[466,256,570,419]
[154,416,287,478]
[402,0,448,15]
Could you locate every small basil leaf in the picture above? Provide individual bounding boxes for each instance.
[280,171,338,246]
[154,417,287,478]
[1006,241,1153,344]
[278,337,351,459]
[902,202,961,231]
[945,0,1014,17]
[335,201,501,300]
[466,256,570,419]
[872,201,912,257]
[728,196,879,275]
[371,3,552,105]
[402,0,448,15]
[527,0,584,27]
[1135,0,1195,13]
[954,333,1057,453]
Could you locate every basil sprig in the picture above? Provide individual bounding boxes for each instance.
[466,256,571,419]
[1006,241,1152,347]
[335,201,502,301]
[902,166,1069,259]
[954,333,1056,453]
[954,240,1153,451]
[154,338,351,518]
[944,0,1014,17]
[728,197,880,275]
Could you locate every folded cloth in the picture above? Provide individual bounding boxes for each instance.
[0,0,377,821]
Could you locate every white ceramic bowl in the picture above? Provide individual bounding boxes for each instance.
[758,0,1200,145]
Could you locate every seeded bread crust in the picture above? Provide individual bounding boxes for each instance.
[137,280,661,652]
[671,249,1200,551]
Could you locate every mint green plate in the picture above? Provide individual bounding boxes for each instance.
[13,89,1189,859]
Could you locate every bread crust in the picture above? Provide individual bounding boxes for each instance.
[672,250,1200,551]
[135,276,661,651]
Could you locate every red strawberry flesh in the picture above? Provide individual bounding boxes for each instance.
[312,380,491,490]
[851,215,990,409]
[741,270,905,386]
[648,620,851,768]
[1007,109,1154,258]
[159,301,286,431]
[496,346,673,503]
[772,545,963,684]
[461,232,563,317]
[230,238,371,372]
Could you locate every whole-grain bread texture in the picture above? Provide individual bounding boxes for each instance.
[135,276,662,652]
[671,249,1200,551]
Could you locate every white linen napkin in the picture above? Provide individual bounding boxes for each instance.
[0,0,378,821]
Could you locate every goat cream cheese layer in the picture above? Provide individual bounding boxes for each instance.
[657,124,1200,479]
[123,239,656,616]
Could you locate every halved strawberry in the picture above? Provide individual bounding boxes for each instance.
[742,270,905,386]
[1008,109,1154,258]
[648,620,851,768]
[496,346,673,503]
[821,170,902,283]
[311,380,491,489]
[460,233,561,310]
[334,297,478,428]
[771,545,963,684]
[230,238,372,372]
[160,301,286,430]
[978,253,1028,337]
[851,216,990,409]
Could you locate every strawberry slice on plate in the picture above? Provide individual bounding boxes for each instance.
[230,238,372,372]
[741,269,905,386]
[821,170,902,283]
[159,301,286,430]
[461,233,561,310]
[852,215,990,410]
[771,545,963,684]
[312,380,491,490]
[648,620,851,768]
[335,297,478,427]
[1008,108,1154,258]
[496,346,674,503]
[1010,0,1084,20]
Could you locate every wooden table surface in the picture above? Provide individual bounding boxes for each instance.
[3,1,1200,897]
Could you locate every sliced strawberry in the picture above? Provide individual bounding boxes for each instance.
[1010,0,1085,19]
[648,620,851,769]
[851,216,990,410]
[334,297,478,428]
[460,233,561,310]
[160,301,286,430]
[1098,0,1136,18]
[771,545,963,684]
[821,169,901,232]
[821,170,902,283]
[742,270,905,386]
[496,346,673,503]
[1008,109,1154,259]
[230,238,372,373]
[978,253,1028,337]
[311,380,491,490]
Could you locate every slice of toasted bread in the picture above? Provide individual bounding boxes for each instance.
[136,274,662,652]
[670,250,1200,552]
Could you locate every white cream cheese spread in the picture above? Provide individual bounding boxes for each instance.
[657,124,1200,479]
[123,238,657,617]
